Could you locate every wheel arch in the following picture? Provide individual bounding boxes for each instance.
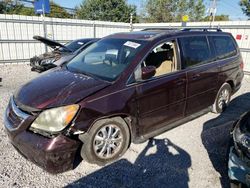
[226,80,235,91]
[84,113,136,145]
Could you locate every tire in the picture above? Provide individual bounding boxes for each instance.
[212,83,232,114]
[230,180,247,188]
[80,117,130,166]
[230,181,239,188]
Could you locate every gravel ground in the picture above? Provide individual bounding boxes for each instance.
[0,64,250,188]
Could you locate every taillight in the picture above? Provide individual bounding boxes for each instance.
[240,61,244,70]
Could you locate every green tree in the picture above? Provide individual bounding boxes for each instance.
[0,0,11,14]
[18,7,36,16]
[48,1,72,18]
[239,0,250,18]
[190,0,205,21]
[76,0,138,23]
[0,0,34,15]
[203,14,230,21]
[143,0,205,22]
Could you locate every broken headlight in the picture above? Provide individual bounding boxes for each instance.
[40,59,55,65]
[30,105,79,134]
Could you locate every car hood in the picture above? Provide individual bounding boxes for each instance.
[14,68,110,111]
[33,36,71,51]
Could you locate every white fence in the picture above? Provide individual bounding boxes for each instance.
[0,14,250,72]
[0,14,130,63]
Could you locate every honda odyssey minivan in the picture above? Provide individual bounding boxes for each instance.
[4,28,244,173]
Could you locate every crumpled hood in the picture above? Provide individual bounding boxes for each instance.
[14,68,110,111]
[33,35,69,50]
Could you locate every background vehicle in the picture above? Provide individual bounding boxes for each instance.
[4,28,244,173]
[30,36,98,72]
[229,111,250,188]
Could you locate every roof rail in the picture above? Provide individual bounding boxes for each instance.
[182,27,222,32]
[142,28,178,31]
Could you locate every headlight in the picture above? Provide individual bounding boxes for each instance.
[30,105,79,133]
[41,59,54,65]
[241,135,250,148]
[234,128,250,148]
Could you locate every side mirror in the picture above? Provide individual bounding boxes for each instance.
[141,66,156,80]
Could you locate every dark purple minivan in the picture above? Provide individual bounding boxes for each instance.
[4,28,244,173]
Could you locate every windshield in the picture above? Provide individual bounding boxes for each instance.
[66,38,146,81]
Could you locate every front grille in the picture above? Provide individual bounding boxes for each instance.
[8,107,22,128]
[6,97,30,130]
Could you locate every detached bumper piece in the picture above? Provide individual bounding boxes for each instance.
[228,147,250,186]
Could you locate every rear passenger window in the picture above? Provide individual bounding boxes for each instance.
[179,36,212,68]
[210,36,237,59]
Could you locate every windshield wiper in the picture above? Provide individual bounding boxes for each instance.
[66,66,96,78]
[81,70,100,79]
[65,65,111,83]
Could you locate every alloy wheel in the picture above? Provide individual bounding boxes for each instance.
[218,88,230,109]
[93,124,123,159]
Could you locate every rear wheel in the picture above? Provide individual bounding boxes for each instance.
[212,83,232,113]
[80,117,130,165]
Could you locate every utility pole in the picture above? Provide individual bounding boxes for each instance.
[209,0,217,28]
[41,2,48,52]
[130,13,133,32]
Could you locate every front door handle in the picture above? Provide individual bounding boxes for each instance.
[175,78,186,85]
[192,74,200,80]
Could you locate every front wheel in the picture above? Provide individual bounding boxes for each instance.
[212,83,232,113]
[80,117,130,166]
[230,180,247,188]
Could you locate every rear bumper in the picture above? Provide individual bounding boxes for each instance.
[228,147,250,186]
[4,106,81,174]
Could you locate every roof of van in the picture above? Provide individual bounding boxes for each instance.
[106,28,229,41]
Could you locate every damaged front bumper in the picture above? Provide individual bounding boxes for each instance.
[4,99,81,174]
[30,56,57,73]
[228,146,250,186]
[7,130,81,174]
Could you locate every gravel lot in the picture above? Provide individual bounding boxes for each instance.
[0,64,250,188]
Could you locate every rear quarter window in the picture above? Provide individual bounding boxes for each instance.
[179,36,212,68]
[209,35,237,59]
